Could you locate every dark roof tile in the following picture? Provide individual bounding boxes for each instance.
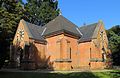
[43,15,82,37]
[20,16,99,43]
[79,23,98,42]
[22,20,46,41]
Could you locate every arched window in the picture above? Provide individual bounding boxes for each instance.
[67,41,71,59]
[56,40,61,59]
[56,38,71,60]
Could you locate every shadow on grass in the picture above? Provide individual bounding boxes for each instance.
[0,71,101,78]
[1,70,120,78]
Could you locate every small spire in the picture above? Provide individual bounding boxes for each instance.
[98,20,103,23]
[59,9,62,15]
[98,20,103,25]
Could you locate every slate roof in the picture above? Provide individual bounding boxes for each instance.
[20,15,100,43]
[43,15,82,37]
[79,23,99,42]
[22,20,46,41]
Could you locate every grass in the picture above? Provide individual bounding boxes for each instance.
[0,70,120,78]
[93,71,120,78]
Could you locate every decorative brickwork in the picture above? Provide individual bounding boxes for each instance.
[11,15,110,70]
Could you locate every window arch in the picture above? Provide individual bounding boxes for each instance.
[56,38,71,59]
[67,40,71,59]
[56,39,61,59]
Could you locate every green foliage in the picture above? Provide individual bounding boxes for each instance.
[0,0,25,68]
[24,0,60,26]
[0,0,59,68]
[0,0,25,42]
[107,25,120,65]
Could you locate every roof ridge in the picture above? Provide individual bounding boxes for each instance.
[43,15,60,27]
[43,15,81,37]
[21,19,42,28]
[92,22,101,39]
[79,22,98,28]
[21,19,46,41]
[41,27,47,36]
[21,19,33,38]
[60,15,79,28]
[78,22,99,42]
[60,15,82,36]
[59,16,82,36]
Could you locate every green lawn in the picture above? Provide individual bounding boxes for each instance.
[0,70,120,78]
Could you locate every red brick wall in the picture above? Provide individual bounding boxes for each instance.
[13,20,110,70]
[64,35,79,69]
[78,22,110,69]
[78,42,91,69]
[45,33,79,70]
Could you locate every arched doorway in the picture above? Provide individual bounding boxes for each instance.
[16,47,23,68]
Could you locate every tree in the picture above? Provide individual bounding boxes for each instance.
[107,25,120,66]
[0,0,60,69]
[24,0,60,26]
[0,0,25,68]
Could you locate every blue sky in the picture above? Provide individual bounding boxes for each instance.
[23,0,120,29]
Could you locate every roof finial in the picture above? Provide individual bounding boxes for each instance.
[98,20,103,23]
[59,9,62,15]
[98,20,103,25]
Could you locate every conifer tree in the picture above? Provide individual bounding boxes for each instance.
[24,0,60,26]
[0,0,24,68]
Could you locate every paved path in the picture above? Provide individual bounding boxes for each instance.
[0,68,114,73]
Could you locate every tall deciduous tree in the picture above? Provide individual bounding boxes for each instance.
[24,0,60,26]
[107,25,120,66]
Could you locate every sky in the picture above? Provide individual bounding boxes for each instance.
[23,0,120,29]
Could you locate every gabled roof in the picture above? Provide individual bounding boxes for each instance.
[21,20,46,41]
[20,16,101,43]
[79,22,100,42]
[43,15,82,37]
[20,15,82,41]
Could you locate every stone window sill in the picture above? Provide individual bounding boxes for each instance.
[54,58,72,62]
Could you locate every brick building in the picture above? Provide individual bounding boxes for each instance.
[11,15,110,70]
